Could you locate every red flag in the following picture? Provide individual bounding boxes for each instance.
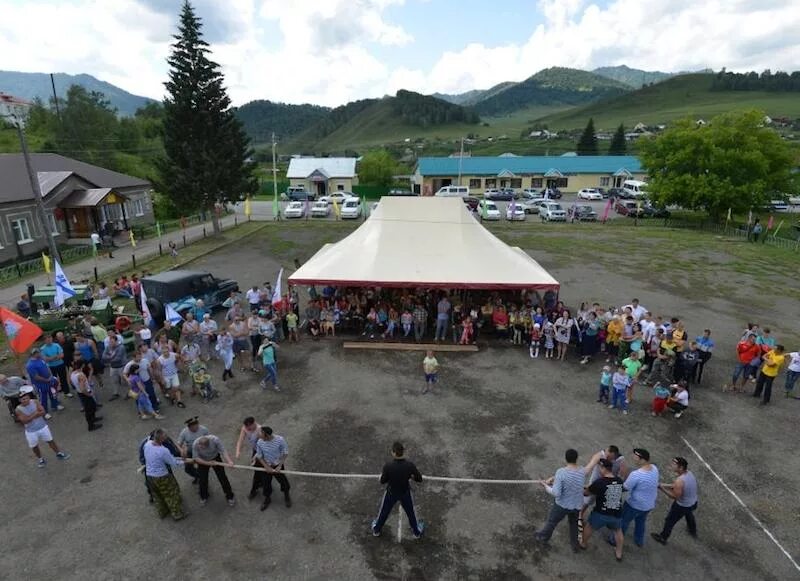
[0,307,43,354]
[767,215,774,230]
[601,198,613,223]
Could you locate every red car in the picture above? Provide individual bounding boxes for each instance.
[614,200,640,216]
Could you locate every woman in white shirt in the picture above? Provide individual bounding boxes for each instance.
[554,309,575,362]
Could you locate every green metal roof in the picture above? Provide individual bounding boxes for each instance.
[416,155,643,176]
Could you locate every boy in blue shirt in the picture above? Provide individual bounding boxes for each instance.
[609,366,631,414]
[597,366,612,403]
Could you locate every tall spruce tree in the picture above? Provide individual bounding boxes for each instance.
[576,118,598,156]
[608,123,627,155]
[159,1,254,233]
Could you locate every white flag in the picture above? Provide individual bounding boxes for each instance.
[140,285,152,326]
[271,268,283,306]
[53,260,76,307]
[165,304,184,326]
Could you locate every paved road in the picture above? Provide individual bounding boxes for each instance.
[1,213,253,307]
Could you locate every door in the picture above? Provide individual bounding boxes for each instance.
[69,208,91,237]
[316,182,326,196]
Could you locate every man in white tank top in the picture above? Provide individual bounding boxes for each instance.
[15,386,71,468]
[651,456,698,544]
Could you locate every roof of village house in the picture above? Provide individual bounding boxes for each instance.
[416,155,643,176]
[0,153,150,204]
[286,157,357,179]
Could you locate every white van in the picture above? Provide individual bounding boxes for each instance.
[622,180,648,198]
[434,185,469,197]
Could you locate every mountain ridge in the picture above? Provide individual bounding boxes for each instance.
[0,70,153,116]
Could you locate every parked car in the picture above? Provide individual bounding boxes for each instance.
[435,185,469,197]
[608,187,626,198]
[521,188,539,198]
[143,270,239,325]
[504,188,520,199]
[540,202,567,222]
[597,187,608,198]
[477,200,501,220]
[640,203,671,218]
[615,200,640,216]
[319,191,354,205]
[340,198,362,219]
[284,201,306,218]
[486,189,514,201]
[577,188,603,201]
[506,204,526,221]
[463,196,479,211]
[768,200,789,212]
[520,196,547,214]
[541,188,562,199]
[386,189,416,196]
[287,190,315,201]
[568,204,598,221]
[310,201,330,218]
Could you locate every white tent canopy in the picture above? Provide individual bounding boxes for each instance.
[289,197,559,290]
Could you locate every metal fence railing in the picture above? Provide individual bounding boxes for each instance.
[0,212,237,285]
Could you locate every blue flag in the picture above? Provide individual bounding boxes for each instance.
[165,304,184,326]
[54,260,76,307]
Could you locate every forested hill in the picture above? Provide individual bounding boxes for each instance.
[391,90,479,125]
[233,100,330,144]
[474,67,631,115]
[711,69,800,91]
[254,91,479,146]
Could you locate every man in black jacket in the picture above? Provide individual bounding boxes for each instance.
[371,441,425,539]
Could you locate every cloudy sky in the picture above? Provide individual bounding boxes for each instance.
[1,0,798,107]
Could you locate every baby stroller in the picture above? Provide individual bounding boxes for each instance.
[192,364,220,404]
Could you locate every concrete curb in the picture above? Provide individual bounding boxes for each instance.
[162,221,270,271]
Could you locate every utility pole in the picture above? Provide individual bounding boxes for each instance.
[50,73,62,123]
[1,95,61,263]
[457,137,464,187]
[271,132,280,220]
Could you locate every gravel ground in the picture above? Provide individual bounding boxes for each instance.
[0,224,798,580]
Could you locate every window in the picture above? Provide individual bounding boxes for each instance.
[336,184,344,191]
[510,178,522,189]
[531,178,543,188]
[11,217,33,244]
[133,199,145,216]
[469,178,482,189]
[600,177,611,186]
[485,178,496,188]
[47,213,60,235]
[557,177,568,188]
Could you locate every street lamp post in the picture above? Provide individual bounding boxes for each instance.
[0,94,61,264]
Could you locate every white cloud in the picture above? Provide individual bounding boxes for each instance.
[0,0,798,107]
[411,0,800,95]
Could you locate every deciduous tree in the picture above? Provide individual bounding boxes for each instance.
[639,109,794,219]
[358,150,396,187]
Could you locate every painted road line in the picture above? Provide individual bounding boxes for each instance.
[682,437,800,574]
